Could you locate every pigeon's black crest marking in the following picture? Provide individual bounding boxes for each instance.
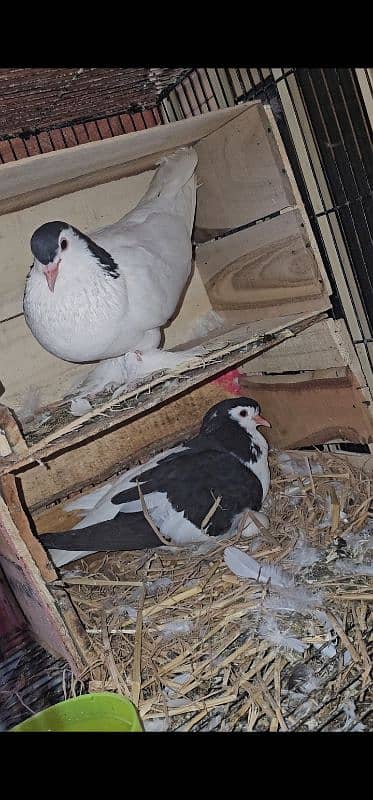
[30,221,120,279]
[30,222,67,266]
[73,227,120,279]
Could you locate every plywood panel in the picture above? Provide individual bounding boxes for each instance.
[0,171,154,322]
[0,104,255,215]
[242,319,362,374]
[0,311,324,474]
[163,263,214,348]
[0,496,87,670]
[197,210,329,318]
[239,368,373,448]
[194,104,294,237]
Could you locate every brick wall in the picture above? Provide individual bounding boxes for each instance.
[0,107,161,164]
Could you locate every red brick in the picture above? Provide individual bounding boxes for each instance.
[85,121,101,141]
[0,140,16,162]
[120,114,136,133]
[96,118,112,139]
[61,126,78,147]
[107,115,125,136]
[10,137,28,159]
[49,129,65,150]
[131,112,146,131]
[24,135,42,157]
[73,124,89,144]
[141,109,160,128]
[37,131,54,153]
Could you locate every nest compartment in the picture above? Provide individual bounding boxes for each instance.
[43,448,373,732]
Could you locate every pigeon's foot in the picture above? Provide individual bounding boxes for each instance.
[122,346,208,385]
[67,356,129,400]
[67,346,208,401]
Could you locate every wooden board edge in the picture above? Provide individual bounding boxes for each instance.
[0,310,327,475]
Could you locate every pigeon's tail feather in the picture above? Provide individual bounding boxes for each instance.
[41,512,163,568]
[144,147,198,234]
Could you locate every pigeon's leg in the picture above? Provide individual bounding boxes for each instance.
[67,356,129,399]
[134,328,162,354]
[122,345,208,385]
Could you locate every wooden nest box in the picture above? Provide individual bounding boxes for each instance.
[0,102,371,671]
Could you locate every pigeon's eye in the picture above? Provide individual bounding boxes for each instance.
[239,409,248,418]
[60,238,68,251]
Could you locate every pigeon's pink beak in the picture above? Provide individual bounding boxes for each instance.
[253,414,271,428]
[42,261,60,292]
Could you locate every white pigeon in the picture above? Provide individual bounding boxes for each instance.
[23,147,204,396]
[39,397,271,567]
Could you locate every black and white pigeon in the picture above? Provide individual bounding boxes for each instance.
[23,147,204,396]
[40,397,271,567]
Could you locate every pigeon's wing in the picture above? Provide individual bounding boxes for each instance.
[41,447,263,565]
[110,447,263,537]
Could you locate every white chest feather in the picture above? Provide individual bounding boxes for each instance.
[246,431,270,501]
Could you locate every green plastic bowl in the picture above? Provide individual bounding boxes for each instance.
[11,692,143,732]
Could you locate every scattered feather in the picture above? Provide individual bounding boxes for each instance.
[277,452,323,478]
[264,584,324,614]
[143,718,169,732]
[286,532,322,568]
[17,385,42,423]
[69,397,93,416]
[340,700,365,732]
[158,619,193,638]
[259,616,307,653]
[241,512,270,538]
[145,577,173,596]
[224,547,293,587]
[333,559,373,576]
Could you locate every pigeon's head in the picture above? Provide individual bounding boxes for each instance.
[201,397,271,436]
[30,221,119,293]
[30,221,79,292]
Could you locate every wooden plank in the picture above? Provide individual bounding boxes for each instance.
[0,171,153,322]
[0,564,25,639]
[242,319,364,375]
[0,404,28,456]
[196,209,330,319]
[263,104,332,296]
[239,367,373,448]
[0,473,56,582]
[0,311,326,475]
[0,495,88,671]
[194,104,294,239]
[0,104,256,215]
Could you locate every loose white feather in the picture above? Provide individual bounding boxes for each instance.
[224,547,293,587]
[69,397,93,416]
[286,531,322,568]
[259,617,308,654]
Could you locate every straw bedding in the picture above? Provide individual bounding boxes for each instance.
[55,449,373,731]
